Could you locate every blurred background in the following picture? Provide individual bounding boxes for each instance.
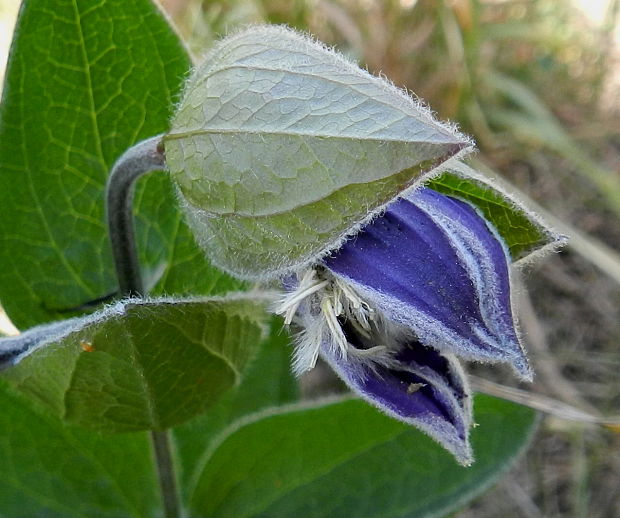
[1,0,619,516]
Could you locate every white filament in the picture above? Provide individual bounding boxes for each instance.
[278,268,395,375]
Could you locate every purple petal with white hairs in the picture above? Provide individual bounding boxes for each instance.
[321,336,473,464]
[324,187,531,379]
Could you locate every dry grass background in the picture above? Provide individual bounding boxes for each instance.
[2,0,619,516]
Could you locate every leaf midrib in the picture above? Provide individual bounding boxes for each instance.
[14,0,109,301]
[70,0,106,165]
[165,127,461,145]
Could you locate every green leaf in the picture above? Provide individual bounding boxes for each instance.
[427,161,561,260]
[174,317,299,497]
[1,295,269,432]
[165,25,471,279]
[0,379,158,518]
[0,315,296,517]
[0,0,240,330]
[188,395,535,518]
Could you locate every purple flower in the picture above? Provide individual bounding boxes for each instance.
[275,187,528,465]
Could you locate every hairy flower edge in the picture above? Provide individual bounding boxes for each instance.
[274,186,543,463]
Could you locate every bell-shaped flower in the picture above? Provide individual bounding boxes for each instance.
[325,187,531,379]
[275,187,530,465]
[160,26,562,465]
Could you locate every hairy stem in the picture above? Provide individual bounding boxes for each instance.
[106,135,181,518]
[106,134,166,296]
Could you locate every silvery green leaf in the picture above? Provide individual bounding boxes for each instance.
[165,25,472,279]
[0,295,270,433]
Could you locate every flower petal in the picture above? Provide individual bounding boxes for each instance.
[324,188,530,379]
[321,338,473,465]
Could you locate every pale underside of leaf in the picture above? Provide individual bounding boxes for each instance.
[167,26,471,216]
[166,132,464,217]
[0,296,269,432]
[181,160,457,279]
[165,26,471,278]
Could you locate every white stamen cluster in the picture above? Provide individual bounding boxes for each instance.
[276,269,329,325]
[275,268,393,375]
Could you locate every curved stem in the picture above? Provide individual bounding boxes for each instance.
[106,135,181,518]
[106,134,166,296]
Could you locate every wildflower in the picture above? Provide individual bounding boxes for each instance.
[275,187,529,464]
[161,26,560,464]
